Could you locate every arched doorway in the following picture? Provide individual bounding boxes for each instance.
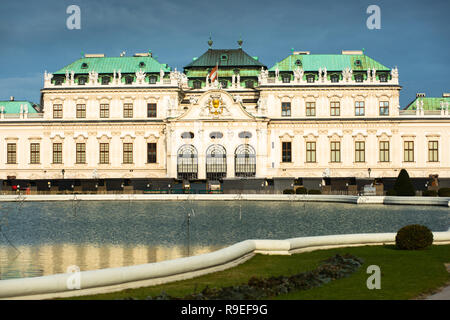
[235,144,256,177]
[177,145,198,180]
[206,144,227,180]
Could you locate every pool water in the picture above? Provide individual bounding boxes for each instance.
[0,200,448,279]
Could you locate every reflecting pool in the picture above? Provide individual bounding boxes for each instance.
[0,200,448,279]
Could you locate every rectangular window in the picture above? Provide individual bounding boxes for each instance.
[147,143,157,163]
[428,141,439,162]
[147,103,157,118]
[404,141,414,162]
[281,102,291,117]
[306,75,315,83]
[379,101,389,116]
[52,143,62,164]
[379,141,390,162]
[355,141,365,162]
[100,104,109,118]
[99,143,109,164]
[123,143,133,164]
[76,143,86,164]
[355,101,365,116]
[330,102,340,116]
[7,143,16,164]
[76,104,86,118]
[355,74,363,83]
[30,143,40,164]
[330,141,341,163]
[306,142,316,163]
[123,103,133,118]
[53,104,63,119]
[282,142,292,162]
[306,102,316,116]
[282,75,290,83]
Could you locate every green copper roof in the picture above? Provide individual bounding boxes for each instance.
[53,56,171,75]
[404,97,450,111]
[185,69,260,78]
[184,49,266,68]
[0,100,39,113]
[269,54,390,72]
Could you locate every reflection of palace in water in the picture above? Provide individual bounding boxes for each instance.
[0,243,223,279]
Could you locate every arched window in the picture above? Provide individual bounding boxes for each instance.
[181,132,195,139]
[238,131,252,139]
[209,132,223,139]
[177,145,198,180]
[235,144,256,177]
[206,145,227,180]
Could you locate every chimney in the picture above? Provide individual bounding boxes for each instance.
[293,51,310,55]
[342,50,363,55]
[416,93,426,98]
[443,93,450,97]
[10,96,14,101]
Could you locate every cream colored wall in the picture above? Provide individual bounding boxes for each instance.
[1,83,449,180]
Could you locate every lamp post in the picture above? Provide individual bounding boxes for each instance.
[368,168,372,178]
[62,169,65,179]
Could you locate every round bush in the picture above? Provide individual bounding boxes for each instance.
[395,224,433,250]
[283,189,294,194]
[295,187,307,194]
[438,188,450,197]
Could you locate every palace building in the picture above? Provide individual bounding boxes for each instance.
[0,40,449,193]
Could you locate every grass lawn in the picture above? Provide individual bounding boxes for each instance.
[66,244,450,300]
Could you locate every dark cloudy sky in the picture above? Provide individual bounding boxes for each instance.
[0,0,448,106]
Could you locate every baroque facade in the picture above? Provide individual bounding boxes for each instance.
[1,44,449,184]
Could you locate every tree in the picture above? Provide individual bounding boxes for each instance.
[393,169,415,196]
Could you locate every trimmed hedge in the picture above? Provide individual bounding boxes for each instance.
[295,187,308,194]
[283,189,295,194]
[422,190,438,197]
[308,189,322,195]
[393,169,415,196]
[438,188,450,197]
[395,224,433,250]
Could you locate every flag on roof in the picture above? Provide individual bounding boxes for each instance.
[209,64,218,82]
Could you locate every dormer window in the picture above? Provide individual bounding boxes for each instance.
[331,74,339,83]
[139,62,146,68]
[81,63,88,69]
[78,77,87,85]
[54,78,63,86]
[193,80,202,89]
[125,76,133,84]
[379,74,387,82]
[221,54,228,61]
[354,60,362,67]
[149,76,157,84]
[282,74,290,83]
[355,74,363,83]
[306,75,315,83]
[295,59,302,66]
[101,76,110,85]
[245,80,254,88]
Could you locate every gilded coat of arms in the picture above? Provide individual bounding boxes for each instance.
[207,94,224,117]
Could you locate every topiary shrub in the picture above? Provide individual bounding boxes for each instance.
[308,189,321,195]
[386,189,397,196]
[438,188,450,197]
[393,169,415,196]
[283,189,294,194]
[395,224,433,250]
[295,187,307,194]
[422,190,438,197]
